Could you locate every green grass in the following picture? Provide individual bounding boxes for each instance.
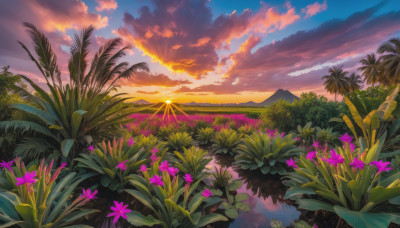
[132,104,265,117]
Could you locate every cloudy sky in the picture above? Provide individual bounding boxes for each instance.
[1,0,399,103]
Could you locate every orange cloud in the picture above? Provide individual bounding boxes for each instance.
[137,90,159,95]
[116,0,300,77]
[302,1,327,18]
[117,71,192,87]
[96,0,118,12]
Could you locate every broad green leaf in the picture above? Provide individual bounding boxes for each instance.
[333,206,393,228]
[297,199,334,213]
[126,211,163,227]
[61,139,75,157]
[197,213,228,227]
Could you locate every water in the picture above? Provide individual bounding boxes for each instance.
[208,155,301,228]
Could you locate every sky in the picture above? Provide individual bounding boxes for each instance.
[1,0,400,103]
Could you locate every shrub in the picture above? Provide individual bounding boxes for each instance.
[214,116,230,125]
[196,127,214,145]
[284,138,400,227]
[0,158,97,227]
[214,180,250,219]
[157,125,177,140]
[235,132,303,175]
[167,132,193,151]
[209,166,233,190]
[174,146,212,180]
[76,136,164,192]
[296,122,315,145]
[315,127,339,147]
[125,161,228,227]
[212,129,243,156]
[237,124,255,135]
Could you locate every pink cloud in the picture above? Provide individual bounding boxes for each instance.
[115,0,300,77]
[117,71,192,87]
[302,1,327,18]
[96,0,118,12]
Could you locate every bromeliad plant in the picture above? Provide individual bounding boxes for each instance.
[174,146,212,180]
[75,136,164,192]
[315,126,339,147]
[124,161,228,228]
[235,132,303,175]
[212,128,243,156]
[284,134,400,227]
[167,132,193,152]
[297,122,315,146]
[196,127,214,146]
[0,158,97,227]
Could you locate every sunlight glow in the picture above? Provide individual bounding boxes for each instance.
[165,99,172,104]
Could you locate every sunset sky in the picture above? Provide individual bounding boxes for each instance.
[1,0,400,103]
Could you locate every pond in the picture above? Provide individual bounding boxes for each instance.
[207,155,301,228]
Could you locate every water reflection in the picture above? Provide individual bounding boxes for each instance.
[208,155,301,228]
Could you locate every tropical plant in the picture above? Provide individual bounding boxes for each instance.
[125,161,228,227]
[297,122,315,145]
[75,137,160,192]
[346,73,363,92]
[332,86,399,150]
[358,53,381,87]
[237,125,255,135]
[0,158,97,227]
[196,127,214,145]
[284,138,400,227]
[157,126,177,141]
[235,132,303,175]
[377,37,400,85]
[173,146,211,180]
[167,132,193,152]
[322,65,349,101]
[214,116,230,126]
[213,180,250,219]
[315,127,339,147]
[1,23,148,162]
[212,129,243,156]
[209,166,233,190]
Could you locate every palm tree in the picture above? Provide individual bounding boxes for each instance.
[322,65,349,101]
[346,73,363,92]
[377,37,400,85]
[358,53,381,87]
[0,23,149,162]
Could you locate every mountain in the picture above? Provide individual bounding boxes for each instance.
[258,89,299,106]
[180,89,299,107]
[133,99,153,105]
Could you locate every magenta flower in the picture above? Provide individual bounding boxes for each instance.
[82,188,98,200]
[139,164,147,172]
[149,175,163,186]
[167,167,179,176]
[306,151,317,160]
[370,160,392,174]
[128,137,134,146]
[349,157,365,170]
[202,189,213,198]
[280,132,285,137]
[150,154,159,165]
[286,158,298,169]
[117,160,128,171]
[339,133,353,143]
[312,140,320,148]
[184,173,193,184]
[349,143,356,152]
[159,161,170,172]
[16,171,38,186]
[322,149,344,167]
[294,137,301,142]
[87,145,94,152]
[150,148,159,154]
[107,201,131,224]
[60,163,67,169]
[0,160,13,172]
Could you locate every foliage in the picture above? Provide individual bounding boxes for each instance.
[75,136,163,192]
[196,127,214,145]
[213,180,250,219]
[0,158,97,227]
[237,124,255,135]
[235,132,303,175]
[377,37,400,86]
[333,86,399,150]
[125,161,228,228]
[315,127,339,147]
[284,139,400,227]
[261,92,347,133]
[173,146,211,180]
[167,132,193,152]
[296,122,315,145]
[2,23,148,162]
[209,166,233,190]
[212,129,243,156]
[157,126,177,141]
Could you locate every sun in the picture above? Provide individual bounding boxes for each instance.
[165,99,172,104]
[150,99,188,120]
